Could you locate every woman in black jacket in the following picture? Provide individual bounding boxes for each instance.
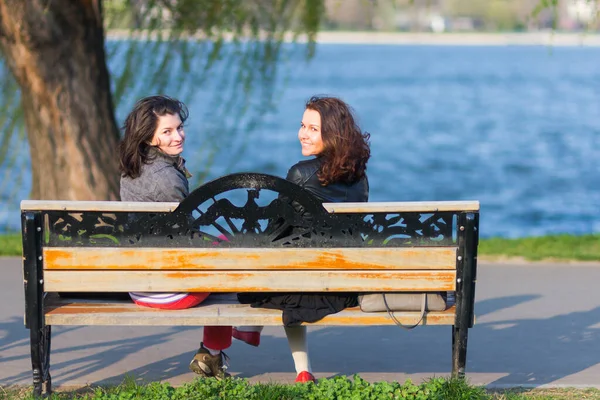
[288,95,370,382]
[256,95,371,382]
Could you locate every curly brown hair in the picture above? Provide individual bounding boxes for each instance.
[305,96,371,185]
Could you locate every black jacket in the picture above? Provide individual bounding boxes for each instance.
[286,157,369,203]
[238,157,369,326]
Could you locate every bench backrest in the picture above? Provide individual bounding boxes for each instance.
[21,174,478,321]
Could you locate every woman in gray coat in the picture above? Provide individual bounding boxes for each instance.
[118,95,256,379]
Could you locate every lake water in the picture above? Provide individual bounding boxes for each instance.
[2,44,599,238]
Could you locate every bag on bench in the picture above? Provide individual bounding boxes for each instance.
[358,292,448,330]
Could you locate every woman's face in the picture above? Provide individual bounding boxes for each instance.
[151,113,185,156]
[298,109,324,157]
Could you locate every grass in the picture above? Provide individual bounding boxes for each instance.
[0,234,20,256]
[2,233,600,262]
[478,234,600,262]
[1,377,600,400]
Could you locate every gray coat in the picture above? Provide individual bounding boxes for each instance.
[120,149,192,301]
[120,149,189,202]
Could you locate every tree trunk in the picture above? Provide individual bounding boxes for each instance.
[0,0,120,201]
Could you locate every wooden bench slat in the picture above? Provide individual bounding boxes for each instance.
[324,201,479,213]
[21,199,480,212]
[44,247,457,271]
[44,294,457,326]
[21,200,181,212]
[44,270,456,292]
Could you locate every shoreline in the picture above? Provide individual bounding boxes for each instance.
[106,29,600,47]
[314,31,600,47]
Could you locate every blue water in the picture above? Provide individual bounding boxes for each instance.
[2,44,600,238]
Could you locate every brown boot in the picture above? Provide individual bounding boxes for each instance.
[189,343,230,380]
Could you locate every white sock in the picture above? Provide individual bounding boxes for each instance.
[204,345,220,356]
[284,326,312,374]
[234,326,264,333]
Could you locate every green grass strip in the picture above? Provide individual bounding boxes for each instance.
[0,376,493,400]
[0,234,20,257]
[2,376,600,400]
[478,234,600,262]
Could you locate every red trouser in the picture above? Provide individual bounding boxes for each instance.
[203,326,232,350]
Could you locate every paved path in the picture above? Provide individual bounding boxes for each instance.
[2,257,600,389]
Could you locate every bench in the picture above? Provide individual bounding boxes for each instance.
[20,173,479,396]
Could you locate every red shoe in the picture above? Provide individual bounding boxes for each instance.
[232,328,260,347]
[295,371,316,383]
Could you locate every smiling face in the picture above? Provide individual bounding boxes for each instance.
[151,113,185,156]
[298,108,324,157]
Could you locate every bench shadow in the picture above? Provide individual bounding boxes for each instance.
[0,323,200,386]
[0,316,34,357]
[478,304,600,387]
[90,294,553,385]
[92,331,300,386]
[301,295,600,388]
[473,294,539,318]
[235,294,600,386]
[0,316,84,363]
[8,294,600,388]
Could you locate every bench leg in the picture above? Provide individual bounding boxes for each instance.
[23,211,51,397]
[30,325,52,397]
[451,324,468,378]
[452,212,477,379]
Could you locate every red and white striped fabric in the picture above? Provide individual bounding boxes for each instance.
[129,292,210,310]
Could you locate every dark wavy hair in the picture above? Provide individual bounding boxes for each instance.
[118,95,189,179]
[305,96,371,185]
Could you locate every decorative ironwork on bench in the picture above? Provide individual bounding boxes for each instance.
[39,173,459,248]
